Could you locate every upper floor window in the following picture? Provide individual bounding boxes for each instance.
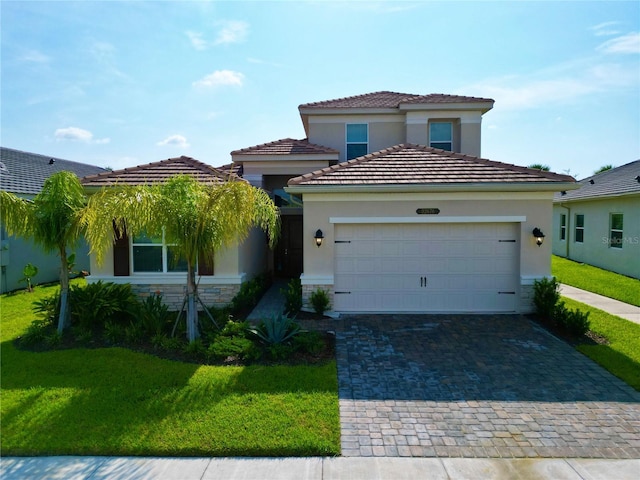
[559,214,566,241]
[430,122,452,151]
[346,124,368,160]
[610,213,623,249]
[132,232,188,273]
[575,214,584,243]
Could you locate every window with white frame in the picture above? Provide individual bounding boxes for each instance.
[575,214,584,243]
[346,124,368,160]
[610,213,623,249]
[560,214,566,241]
[132,232,188,273]
[429,122,453,150]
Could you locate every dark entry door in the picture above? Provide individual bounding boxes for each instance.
[275,216,303,278]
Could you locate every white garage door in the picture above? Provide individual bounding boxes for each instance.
[334,223,519,312]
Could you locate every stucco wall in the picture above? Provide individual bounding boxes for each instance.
[552,195,640,279]
[0,233,92,293]
[299,191,555,313]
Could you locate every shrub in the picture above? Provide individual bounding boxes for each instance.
[230,273,270,314]
[124,323,145,344]
[71,326,93,344]
[533,277,560,325]
[32,292,61,324]
[45,331,62,348]
[268,343,295,361]
[183,339,206,356]
[310,288,330,315]
[250,313,302,345]
[138,294,170,335]
[556,304,590,337]
[219,319,250,337]
[70,281,140,330]
[104,321,126,344]
[20,319,52,346]
[293,331,325,355]
[208,336,258,361]
[282,278,302,316]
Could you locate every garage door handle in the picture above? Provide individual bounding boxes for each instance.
[498,291,516,294]
[335,291,351,294]
[420,276,428,287]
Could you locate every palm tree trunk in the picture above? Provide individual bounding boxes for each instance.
[57,246,70,333]
[186,261,199,342]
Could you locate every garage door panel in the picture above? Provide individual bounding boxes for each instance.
[334,223,519,313]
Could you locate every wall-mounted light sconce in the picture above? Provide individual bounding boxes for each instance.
[314,229,324,248]
[532,227,545,247]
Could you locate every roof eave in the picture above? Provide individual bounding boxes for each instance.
[398,102,494,113]
[554,190,640,203]
[286,182,580,195]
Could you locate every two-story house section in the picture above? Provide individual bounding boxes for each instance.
[230,91,576,314]
[298,91,495,160]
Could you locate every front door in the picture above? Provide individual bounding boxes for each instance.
[275,216,303,278]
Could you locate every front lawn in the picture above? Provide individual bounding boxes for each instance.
[552,255,640,306]
[0,282,340,456]
[563,297,640,391]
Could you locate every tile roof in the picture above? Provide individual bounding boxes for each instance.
[231,138,339,156]
[298,91,494,109]
[0,147,106,195]
[81,156,231,187]
[554,160,640,202]
[288,144,575,187]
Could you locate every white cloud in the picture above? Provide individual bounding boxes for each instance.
[186,31,207,50]
[214,20,248,45]
[54,126,109,144]
[597,32,640,54]
[157,134,190,148]
[590,21,622,37]
[192,70,245,88]
[22,49,51,63]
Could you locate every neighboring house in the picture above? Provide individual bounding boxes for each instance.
[0,147,106,293]
[552,160,640,279]
[83,91,577,313]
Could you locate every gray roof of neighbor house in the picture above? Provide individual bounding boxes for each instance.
[0,147,106,195]
[231,138,339,156]
[288,144,576,189]
[553,160,640,202]
[299,91,494,110]
[81,156,234,187]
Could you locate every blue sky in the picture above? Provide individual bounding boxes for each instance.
[2,0,639,179]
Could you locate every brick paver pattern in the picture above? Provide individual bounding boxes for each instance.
[335,315,640,458]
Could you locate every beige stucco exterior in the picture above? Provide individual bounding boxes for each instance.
[306,110,485,160]
[295,190,556,313]
[552,195,640,279]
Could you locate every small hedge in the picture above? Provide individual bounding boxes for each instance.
[533,277,590,337]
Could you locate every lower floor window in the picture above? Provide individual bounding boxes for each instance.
[575,214,584,243]
[132,233,188,273]
[610,213,623,249]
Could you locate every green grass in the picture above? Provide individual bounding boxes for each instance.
[562,297,640,391]
[0,282,340,456]
[552,255,640,306]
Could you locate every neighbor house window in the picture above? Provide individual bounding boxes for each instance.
[610,213,623,249]
[575,214,584,243]
[430,122,453,150]
[132,232,188,273]
[560,214,566,241]
[346,124,368,159]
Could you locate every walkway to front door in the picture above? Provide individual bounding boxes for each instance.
[336,315,640,458]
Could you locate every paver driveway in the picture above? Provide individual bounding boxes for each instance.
[335,315,640,458]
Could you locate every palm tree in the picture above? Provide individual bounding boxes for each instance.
[82,174,279,342]
[594,165,613,174]
[528,163,550,171]
[0,171,86,332]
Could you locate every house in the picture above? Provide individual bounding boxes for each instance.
[552,160,640,279]
[0,147,106,293]
[83,91,577,313]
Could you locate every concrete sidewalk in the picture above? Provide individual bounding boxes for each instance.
[2,456,640,480]
[559,284,640,325]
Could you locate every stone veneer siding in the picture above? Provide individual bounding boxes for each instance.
[131,284,241,310]
[520,283,535,314]
[302,284,334,312]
